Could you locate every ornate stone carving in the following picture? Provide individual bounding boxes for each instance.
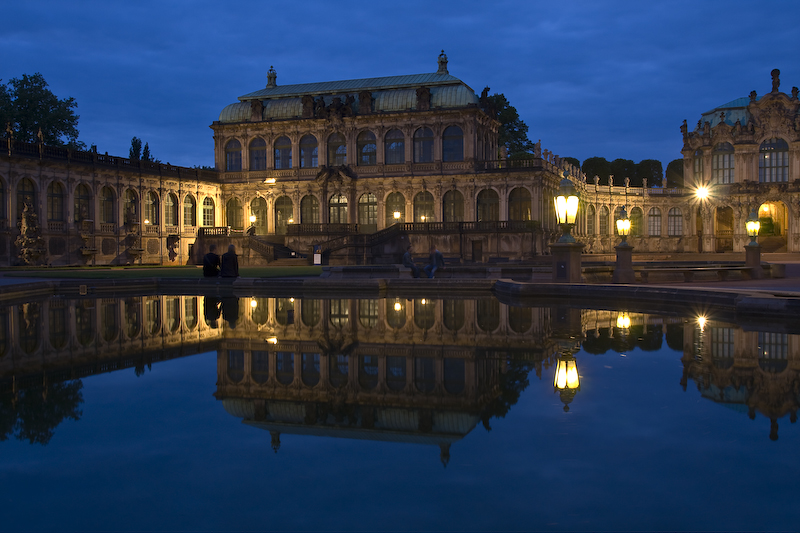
[250,100,264,122]
[301,95,314,119]
[416,87,431,111]
[358,91,373,114]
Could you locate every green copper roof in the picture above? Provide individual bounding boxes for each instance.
[219,80,480,123]
[238,72,472,101]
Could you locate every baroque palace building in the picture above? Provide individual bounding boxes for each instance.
[0,58,798,266]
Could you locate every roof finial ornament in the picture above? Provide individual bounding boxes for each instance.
[266,66,277,89]
[437,50,448,75]
[771,69,780,93]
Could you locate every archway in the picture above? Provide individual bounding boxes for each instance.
[757,201,788,252]
[714,207,733,252]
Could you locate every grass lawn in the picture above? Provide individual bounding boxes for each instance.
[0,265,323,279]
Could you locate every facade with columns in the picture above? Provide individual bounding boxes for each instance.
[2,65,800,265]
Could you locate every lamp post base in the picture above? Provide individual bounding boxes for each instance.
[550,242,584,283]
[745,244,763,279]
[612,243,635,284]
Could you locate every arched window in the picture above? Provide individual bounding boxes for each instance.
[250,197,267,233]
[413,127,434,163]
[443,300,464,332]
[100,186,116,225]
[586,205,596,235]
[413,191,434,222]
[712,142,734,184]
[164,193,178,227]
[630,207,643,236]
[101,302,118,342]
[444,358,465,395]
[48,306,67,350]
[648,207,662,236]
[124,189,138,224]
[442,190,464,222]
[385,192,405,225]
[508,188,531,221]
[329,193,348,224]
[74,183,92,223]
[329,355,348,388]
[250,297,268,326]
[17,178,36,218]
[327,133,346,166]
[414,299,435,330]
[442,125,463,162]
[330,299,349,327]
[358,193,377,226]
[47,182,64,221]
[598,206,609,235]
[225,139,242,171]
[359,299,379,328]
[359,355,379,390]
[301,195,320,224]
[274,136,292,169]
[300,135,318,168]
[225,198,243,229]
[414,357,435,392]
[165,297,180,334]
[144,191,159,225]
[249,138,267,171]
[274,196,293,234]
[202,197,215,226]
[759,137,788,183]
[184,297,198,330]
[476,189,499,222]
[668,207,683,236]
[301,299,321,328]
[183,195,196,226]
[301,353,320,386]
[357,131,376,166]
[386,299,406,329]
[476,298,500,332]
[384,129,405,165]
[693,149,703,184]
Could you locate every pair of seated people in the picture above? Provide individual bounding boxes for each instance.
[402,245,444,279]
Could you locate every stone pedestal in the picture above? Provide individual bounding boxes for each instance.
[550,242,584,283]
[745,244,764,279]
[612,243,635,284]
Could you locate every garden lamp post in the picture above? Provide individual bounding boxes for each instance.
[745,207,763,278]
[550,172,583,282]
[552,306,582,412]
[612,206,635,283]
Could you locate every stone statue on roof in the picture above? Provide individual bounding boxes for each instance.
[771,69,780,93]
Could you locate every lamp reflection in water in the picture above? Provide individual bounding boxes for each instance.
[553,349,580,412]
[552,306,583,412]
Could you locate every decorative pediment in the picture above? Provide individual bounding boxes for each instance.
[315,165,355,188]
[749,93,799,140]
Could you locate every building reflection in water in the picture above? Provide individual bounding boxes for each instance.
[0,295,799,448]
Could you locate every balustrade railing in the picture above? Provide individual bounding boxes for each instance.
[4,140,219,181]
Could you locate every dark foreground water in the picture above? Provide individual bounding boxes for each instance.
[0,294,798,531]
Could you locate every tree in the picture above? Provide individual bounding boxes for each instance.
[637,159,664,186]
[563,156,580,168]
[665,158,684,188]
[582,157,611,182]
[142,142,153,162]
[129,136,142,161]
[1,73,85,149]
[484,92,534,158]
[610,158,639,186]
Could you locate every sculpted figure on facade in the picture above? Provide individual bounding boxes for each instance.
[302,95,315,119]
[416,86,431,111]
[358,91,373,115]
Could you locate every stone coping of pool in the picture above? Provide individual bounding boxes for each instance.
[1,275,800,326]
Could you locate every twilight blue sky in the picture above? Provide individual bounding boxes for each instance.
[3,0,799,170]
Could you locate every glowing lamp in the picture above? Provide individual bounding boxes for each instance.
[696,186,709,200]
[393,211,401,220]
[265,178,276,184]
[249,215,256,224]
[553,354,580,412]
[266,337,278,345]
[616,206,631,245]
[144,219,150,225]
[554,174,579,243]
[393,302,402,312]
[288,218,294,224]
[250,298,258,309]
[616,312,631,330]
[697,316,706,333]
[746,208,760,246]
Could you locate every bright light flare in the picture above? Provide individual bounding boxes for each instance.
[695,186,709,200]
[697,316,706,332]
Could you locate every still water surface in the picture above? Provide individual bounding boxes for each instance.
[0,294,798,531]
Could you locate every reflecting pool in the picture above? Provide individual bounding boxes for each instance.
[0,293,798,531]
